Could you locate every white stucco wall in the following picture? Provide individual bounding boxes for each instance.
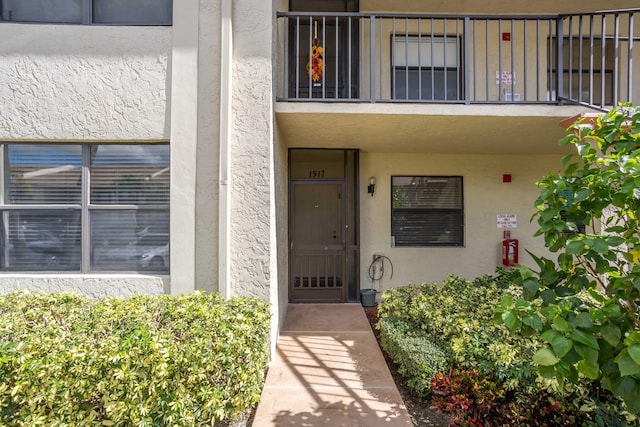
[0,23,171,297]
[359,153,561,290]
[0,275,167,298]
[229,0,276,301]
[0,24,170,140]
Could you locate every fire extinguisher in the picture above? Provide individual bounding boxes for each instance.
[502,239,518,266]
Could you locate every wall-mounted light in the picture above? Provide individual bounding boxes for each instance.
[367,177,376,196]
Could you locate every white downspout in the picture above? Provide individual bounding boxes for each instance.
[218,0,232,299]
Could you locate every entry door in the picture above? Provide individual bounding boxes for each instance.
[289,149,358,303]
[290,183,345,302]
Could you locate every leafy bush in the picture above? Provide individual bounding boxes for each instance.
[497,105,640,416]
[378,316,448,395]
[380,271,541,394]
[378,270,636,425]
[0,290,270,426]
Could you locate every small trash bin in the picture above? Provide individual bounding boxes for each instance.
[360,289,377,307]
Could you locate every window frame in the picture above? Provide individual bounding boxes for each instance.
[391,175,464,247]
[391,34,463,101]
[0,0,172,26]
[0,143,170,273]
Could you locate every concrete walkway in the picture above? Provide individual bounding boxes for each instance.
[252,304,413,426]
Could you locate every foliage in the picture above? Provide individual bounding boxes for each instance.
[496,105,640,416]
[380,271,541,394]
[378,316,449,396]
[430,368,502,426]
[0,290,271,426]
[379,270,636,425]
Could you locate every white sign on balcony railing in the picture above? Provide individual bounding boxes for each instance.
[496,71,516,85]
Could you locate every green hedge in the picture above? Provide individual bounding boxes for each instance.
[378,316,448,396]
[0,290,270,427]
[379,271,541,394]
[377,270,637,425]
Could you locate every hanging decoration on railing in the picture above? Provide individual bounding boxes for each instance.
[306,21,323,86]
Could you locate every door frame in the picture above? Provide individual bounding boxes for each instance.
[288,149,359,303]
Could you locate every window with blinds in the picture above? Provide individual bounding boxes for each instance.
[0,0,172,25]
[391,176,463,247]
[392,36,462,101]
[0,143,170,273]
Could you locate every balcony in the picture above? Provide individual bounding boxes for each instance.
[276,9,639,111]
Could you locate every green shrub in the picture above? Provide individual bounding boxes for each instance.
[0,290,270,427]
[378,270,638,426]
[378,316,448,396]
[380,271,541,394]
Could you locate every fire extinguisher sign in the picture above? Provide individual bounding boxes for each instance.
[497,214,517,228]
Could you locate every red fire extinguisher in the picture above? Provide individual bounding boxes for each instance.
[502,239,518,266]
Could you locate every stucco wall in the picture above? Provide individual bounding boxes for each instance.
[195,0,221,293]
[359,152,561,289]
[0,275,167,298]
[0,24,170,140]
[229,0,276,301]
[0,23,171,297]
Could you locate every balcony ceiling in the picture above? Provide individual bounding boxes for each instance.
[275,103,593,155]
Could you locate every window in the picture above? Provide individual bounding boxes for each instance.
[0,143,170,273]
[0,0,172,25]
[391,176,463,247]
[392,36,461,101]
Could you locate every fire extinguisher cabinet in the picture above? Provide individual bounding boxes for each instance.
[502,239,519,266]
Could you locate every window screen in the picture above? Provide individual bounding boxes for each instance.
[391,176,464,247]
[0,143,170,273]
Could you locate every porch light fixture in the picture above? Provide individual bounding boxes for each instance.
[367,177,376,196]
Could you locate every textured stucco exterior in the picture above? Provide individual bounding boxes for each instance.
[0,24,170,141]
[0,275,167,298]
[359,153,561,289]
[0,0,636,347]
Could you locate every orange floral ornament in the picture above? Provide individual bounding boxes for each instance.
[306,43,323,82]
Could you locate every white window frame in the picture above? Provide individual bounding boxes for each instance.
[392,35,462,101]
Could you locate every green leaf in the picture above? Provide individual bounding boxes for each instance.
[605,236,625,246]
[577,360,600,380]
[553,316,570,333]
[541,329,561,343]
[628,345,640,365]
[616,349,640,377]
[601,325,622,347]
[574,342,599,365]
[592,238,609,254]
[573,312,593,329]
[574,189,591,202]
[551,336,573,358]
[501,311,517,331]
[533,348,560,366]
[523,278,540,300]
[566,240,585,255]
[522,314,543,331]
[571,329,599,350]
[538,365,556,378]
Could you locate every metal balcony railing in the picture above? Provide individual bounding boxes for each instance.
[275,9,639,111]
